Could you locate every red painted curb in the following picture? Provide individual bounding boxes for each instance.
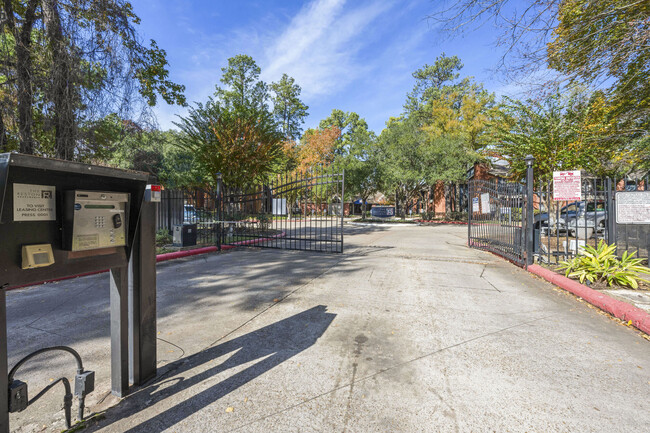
[528,264,650,335]
[8,232,286,291]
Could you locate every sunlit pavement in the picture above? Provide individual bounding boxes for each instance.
[6,224,649,432]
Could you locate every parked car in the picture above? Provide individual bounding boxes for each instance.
[564,202,607,238]
[535,201,607,238]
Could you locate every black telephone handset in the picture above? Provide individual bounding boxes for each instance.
[113,214,122,228]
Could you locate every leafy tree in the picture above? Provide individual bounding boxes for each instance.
[378,117,431,219]
[430,1,649,137]
[548,0,650,131]
[0,0,186,160]
[404,53,471,118]
[339,135,383,220]
[109,129,204,188]
[175,54,302,188]
[217,54,268,109]
[270,74,309,140]
[422,88,495,152]
[318,109,371,155]
[486,88,629,180]
[295,126,340,173]
[175,99,284,188]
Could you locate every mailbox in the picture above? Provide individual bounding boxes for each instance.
[0,153,148,288]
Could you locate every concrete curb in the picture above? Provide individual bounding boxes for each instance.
[8,231,286,291]
[528,264,650,335]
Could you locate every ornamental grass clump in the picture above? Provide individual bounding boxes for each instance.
[557,241,650,289]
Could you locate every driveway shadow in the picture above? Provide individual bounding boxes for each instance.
[86,305,335,432]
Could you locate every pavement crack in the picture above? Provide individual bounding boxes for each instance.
[157,337,186,359]
[479,265,501,292]
[26,282,99,328]
[26,324,66,338]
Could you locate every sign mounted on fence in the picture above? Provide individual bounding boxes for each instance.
[480,193,490,214]
[472,197,479,213]
[616,191,650,224]
[553,170,582,201]
[272,198,287,216]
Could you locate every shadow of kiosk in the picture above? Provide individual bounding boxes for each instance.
[0,153,158,432]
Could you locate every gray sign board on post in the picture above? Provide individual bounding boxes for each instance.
[616,191,650,224]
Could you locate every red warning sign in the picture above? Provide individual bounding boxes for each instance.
[553,170,582,201]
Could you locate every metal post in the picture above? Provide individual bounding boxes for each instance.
[110,267,129,397]
[606,177,616,246]
[340,169,345,253]
[216,173,223,251]
[525,155,535,267]
[129,200,157,386]
[467,181,472,246]
[0,286,9,433]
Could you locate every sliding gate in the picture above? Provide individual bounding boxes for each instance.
[468,179,526,265]
[220,169,345,253]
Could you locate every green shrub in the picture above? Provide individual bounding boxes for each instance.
[420,211,435,221]
[156,229,172,247]
[257,213,271,230]
[557,241,650,289]
[448,211,468,221]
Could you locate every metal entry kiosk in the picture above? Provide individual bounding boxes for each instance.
[0,154,158,432]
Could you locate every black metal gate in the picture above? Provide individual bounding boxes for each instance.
[468,161,649,266]
[218,169,344,253]
[468,179,527,265]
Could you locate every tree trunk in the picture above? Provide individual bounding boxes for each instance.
[4,0,38,154]
[361,198,367,220]
[0,111,7,152]
[43,0,76,160]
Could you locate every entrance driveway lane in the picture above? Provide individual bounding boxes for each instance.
[5,224,650,432]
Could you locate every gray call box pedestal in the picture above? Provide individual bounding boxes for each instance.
[0,154,158,432]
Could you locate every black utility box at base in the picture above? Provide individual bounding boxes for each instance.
[172,224,197,247]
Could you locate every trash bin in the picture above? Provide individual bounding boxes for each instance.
[173,224,197,247]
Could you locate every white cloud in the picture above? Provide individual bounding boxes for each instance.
[261,0,394,99]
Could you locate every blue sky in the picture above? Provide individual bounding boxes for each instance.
[131,0,531,134]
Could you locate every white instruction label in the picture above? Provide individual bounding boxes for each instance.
[480,193,491,214]
[13,183,56,221]
[616,191,650,224]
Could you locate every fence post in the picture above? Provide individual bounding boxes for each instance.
[525,155,535,267]
[216,173,223,251]
[341,169,345,253]
[606,177,616,246]
[467,181,472,247]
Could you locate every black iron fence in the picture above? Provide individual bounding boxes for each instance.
[157,168,345,253]
[468,179,526,265]
[469,163,649,266]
